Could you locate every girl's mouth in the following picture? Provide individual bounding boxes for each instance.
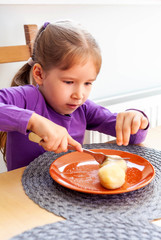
[66,104,79,109]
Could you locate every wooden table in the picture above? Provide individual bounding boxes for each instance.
[0,126,161,240]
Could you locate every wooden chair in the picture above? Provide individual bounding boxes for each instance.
[0,24,38,64]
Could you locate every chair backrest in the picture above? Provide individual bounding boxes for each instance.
[0,24,38,64]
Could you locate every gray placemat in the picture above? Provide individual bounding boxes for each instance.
[10,217,161,240]
[22,143,161,221]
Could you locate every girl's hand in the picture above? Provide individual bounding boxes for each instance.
[115,110,148,146]
[27,113,82,153]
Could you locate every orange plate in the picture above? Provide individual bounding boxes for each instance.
[49,149,155,194]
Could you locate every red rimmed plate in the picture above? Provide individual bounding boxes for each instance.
[49,149,155,194]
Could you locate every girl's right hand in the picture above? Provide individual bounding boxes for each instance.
[27,113,83,154]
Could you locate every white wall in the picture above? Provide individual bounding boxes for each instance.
[0,3,161,100]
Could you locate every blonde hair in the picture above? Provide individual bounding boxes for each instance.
[0,20,102,163]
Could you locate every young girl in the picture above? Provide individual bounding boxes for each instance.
[0,21,148,171]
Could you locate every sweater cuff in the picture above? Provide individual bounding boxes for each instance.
[19,110,34,135]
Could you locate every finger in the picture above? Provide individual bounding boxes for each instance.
[121,116,132,146]
[140,116,148,130]
[115,113,124,146]
[40,137,61,152]
[39,141,53,151]
[68,135,83,152]
[39,136,50,149]
[40,141,55,151]
[130,114,141,134]
[60,136,68,152]
[54,137,68,154]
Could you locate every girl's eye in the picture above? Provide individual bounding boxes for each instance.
[64,81,73,84]
[85,82,92,86]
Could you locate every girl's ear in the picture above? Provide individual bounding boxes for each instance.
[32,63,44,85]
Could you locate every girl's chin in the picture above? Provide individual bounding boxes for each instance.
[58,109,75,116]
[54,105,79,115]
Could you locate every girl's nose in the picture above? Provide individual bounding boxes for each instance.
[71,88,83,100]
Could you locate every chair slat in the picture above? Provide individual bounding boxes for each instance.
[24,24,38,55]
[0,45,30,63]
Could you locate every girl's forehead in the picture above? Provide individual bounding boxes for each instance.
[62,57,98,71]
[63,60,97,72]
[48,60,97,79]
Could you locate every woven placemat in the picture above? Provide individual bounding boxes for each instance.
[10,217,161,240]
[22,143,161,221]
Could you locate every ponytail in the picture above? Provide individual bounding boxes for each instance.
[11,62,34,87]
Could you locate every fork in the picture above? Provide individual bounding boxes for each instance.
[68,145,129,164]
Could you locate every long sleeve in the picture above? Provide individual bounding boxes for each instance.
[0,103,33,134]
[0,86,35,134]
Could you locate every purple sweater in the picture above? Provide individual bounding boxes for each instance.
[0,85,148,171]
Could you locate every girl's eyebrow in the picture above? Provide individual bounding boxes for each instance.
[87,79,96,82]
[61,76,96,81]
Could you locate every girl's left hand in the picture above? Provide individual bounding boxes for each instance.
[115,110,148,146]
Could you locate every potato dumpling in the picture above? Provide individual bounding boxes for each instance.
[100,155,127,172]
[98,162,126,189]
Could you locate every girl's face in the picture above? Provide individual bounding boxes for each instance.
[34,59,97,115]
